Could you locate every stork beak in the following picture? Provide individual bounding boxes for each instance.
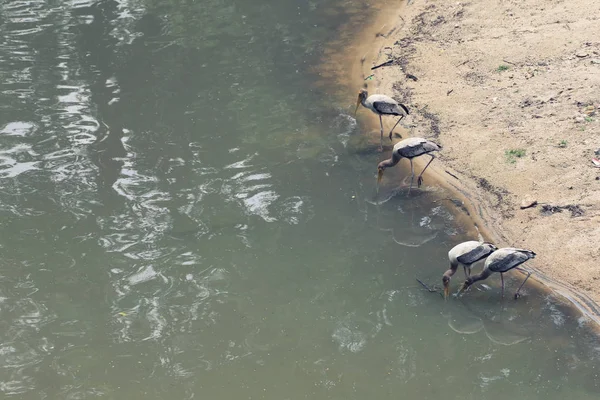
[457,282,468,296]
[354,97,361,117]
[377,168,384,184]
[443,283,450,300]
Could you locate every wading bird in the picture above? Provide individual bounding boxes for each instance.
[458,247,536,299]
[442,241,498,299]
[377,137,440,193]
[354,89,409,151]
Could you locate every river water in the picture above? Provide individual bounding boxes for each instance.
[0,0,599,399]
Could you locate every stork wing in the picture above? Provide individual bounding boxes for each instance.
[396,138,440,158]
[457,244,495,265]
[491,250,532,273]
[373,101,402,116]
[421,140,441,153]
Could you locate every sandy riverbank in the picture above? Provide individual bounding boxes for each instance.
[324,0,600,319]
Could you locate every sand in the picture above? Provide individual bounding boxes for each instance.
[325,0,600,319]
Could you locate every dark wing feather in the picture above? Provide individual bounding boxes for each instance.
[489,251,532,273]
[510,248,536,258]
[421,140,441,152]
[373,101,403,116]
[456,245,495,265]
[398,140,440,158]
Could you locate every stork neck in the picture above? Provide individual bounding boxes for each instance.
[443,261,459,279]
[381,151,401,169]
[467,267,493,285]
[360,95,368,108]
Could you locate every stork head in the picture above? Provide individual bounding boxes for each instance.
[376,163,386,184]
[486,243,499,252]
[355,89,368,116]
[457,277,475,295]
[376,152,401,183]
[442,274,451,300]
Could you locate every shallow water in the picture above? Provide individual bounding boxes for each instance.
[0,0,599,398]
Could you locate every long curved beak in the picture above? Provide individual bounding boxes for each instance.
[377,169,384,184]
[444,284,450,300]
[354,97,361,116]
[456,282,468,296]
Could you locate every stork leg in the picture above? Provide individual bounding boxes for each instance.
[513,269,532,299]
[407,158,415,195]
[463,265,471,278]
[388,115,404,141]
[378,115,384,152]
[417,154,436,188]
[500,273,505,298]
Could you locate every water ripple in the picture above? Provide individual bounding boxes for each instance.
[278,195,314,225]
[331,313,380,354]
[0,273,55,396]
[0,0,103,221]
[0,121,37,137]
[221,156,280,222]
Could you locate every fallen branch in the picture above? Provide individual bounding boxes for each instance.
[416,278,440,294]
[445,170,459,180]
[371,60,393,70]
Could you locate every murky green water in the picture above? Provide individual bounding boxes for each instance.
[1,0,599,398]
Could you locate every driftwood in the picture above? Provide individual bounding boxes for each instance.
[445,170,459,180]
[416,278,443,298]
[371,60,393,70]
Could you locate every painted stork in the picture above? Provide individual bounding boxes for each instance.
[458,247,536,299]
[377,137,440,193]
[355,89,409,151]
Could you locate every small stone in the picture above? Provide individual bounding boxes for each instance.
[540,92,557,103]
[575,51,589,58]
[591,59,600,64]
[520,196,538,209]
[584,105,596,116]
[574,116,585,123]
